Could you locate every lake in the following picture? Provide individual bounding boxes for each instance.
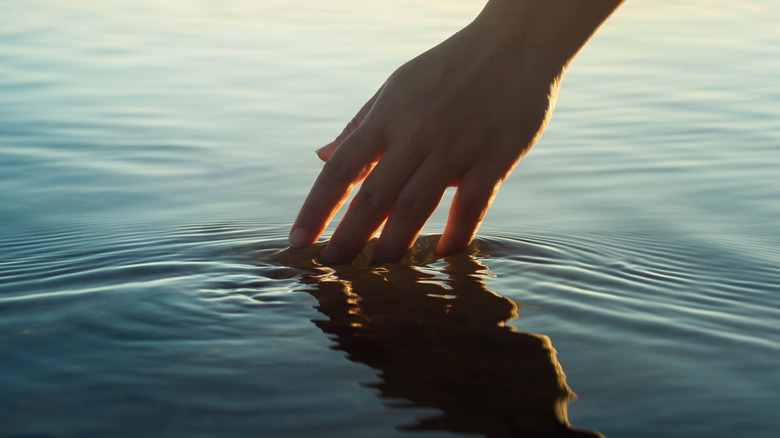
[1,1,779,437]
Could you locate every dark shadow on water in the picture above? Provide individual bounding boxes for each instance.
[276,236,602,438]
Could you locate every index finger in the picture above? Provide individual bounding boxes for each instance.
[289,127,383,248]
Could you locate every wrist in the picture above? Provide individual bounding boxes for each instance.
[474,0,625,73]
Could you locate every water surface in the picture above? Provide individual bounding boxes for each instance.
[1,1,779,437]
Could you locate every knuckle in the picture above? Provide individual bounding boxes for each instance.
[336,117,360,142]
[352,189,385,218]
[344,116,361,135]
[393,196,427,222]
[320,157,352,184]
[454,200,486,223]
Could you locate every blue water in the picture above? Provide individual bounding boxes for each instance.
[2,1,779,437]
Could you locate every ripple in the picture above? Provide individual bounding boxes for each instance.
[2,221,779,437]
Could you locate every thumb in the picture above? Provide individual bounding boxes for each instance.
[316,86,383,162]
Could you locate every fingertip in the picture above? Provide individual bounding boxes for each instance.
[315,141,335,162]
[289,227,315,248]
[319,240,355,265]
[434,235,469,258]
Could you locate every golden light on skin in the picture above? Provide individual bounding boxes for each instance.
[372,219,387,239]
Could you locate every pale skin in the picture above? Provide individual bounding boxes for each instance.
[290,0,626,265]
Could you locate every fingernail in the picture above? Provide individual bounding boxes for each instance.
[288,227,312,248]
[315,141,333,155]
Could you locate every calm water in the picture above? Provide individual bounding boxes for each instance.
[1,0,779,437]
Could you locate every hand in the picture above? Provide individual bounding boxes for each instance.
[290,11,561,265]
[289,0,623,265]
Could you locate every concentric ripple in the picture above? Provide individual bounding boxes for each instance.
[5,222,777,437]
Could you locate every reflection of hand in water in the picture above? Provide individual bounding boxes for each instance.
[278,236,603,438]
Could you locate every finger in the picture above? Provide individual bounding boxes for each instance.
[436,166,502,257]
[319,147,428,264]
[289,127,384,248]
[372,160,451,264]
[316,86,383,162]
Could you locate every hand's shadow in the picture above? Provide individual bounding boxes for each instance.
[277,236,602,438]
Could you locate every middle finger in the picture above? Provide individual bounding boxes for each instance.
[319,146,428,264]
